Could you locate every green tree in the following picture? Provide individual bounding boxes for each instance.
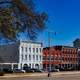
[73,38,80,47]
[0,0,47,41]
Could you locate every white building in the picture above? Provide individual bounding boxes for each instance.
[0,41,43,70]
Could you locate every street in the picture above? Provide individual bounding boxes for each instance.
[0,71,80,80]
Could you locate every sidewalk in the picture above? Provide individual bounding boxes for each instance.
[1,71,80,78]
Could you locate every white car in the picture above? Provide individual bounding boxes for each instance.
[21,70,26,73]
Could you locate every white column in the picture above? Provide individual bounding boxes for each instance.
[11,63,14,70]
[18,63,21,69]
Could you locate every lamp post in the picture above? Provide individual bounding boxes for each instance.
[47,31,56,77]
[48,31,51,77]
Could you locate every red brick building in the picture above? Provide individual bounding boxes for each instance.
[43,46,78,71]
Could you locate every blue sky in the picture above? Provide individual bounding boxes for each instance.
[35,0,80,47]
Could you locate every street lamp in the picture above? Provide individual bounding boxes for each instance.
[48,31,51,77]
[47,31,56,77]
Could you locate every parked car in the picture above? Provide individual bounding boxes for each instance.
[13,69,25,73]
[24,68,34,73]
[30,68,43,73]
[3,68,13,73]
[26,69,34,73]
[50,69,59,72]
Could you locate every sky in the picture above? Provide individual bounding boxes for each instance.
[35,0,80,47]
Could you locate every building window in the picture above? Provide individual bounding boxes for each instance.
[36,55,38,60]
[33,55,35,60]
[47,55,50,60]
[43,56,46,60]
[40,55,42,61]
[51,55,54,60]
[21,54,23,61]
[29,47,31,52]
[33,48,35,53]
[36,48,38,53]
[25,47,27,52]
[47,64,49,67]
[40,48,42,53]
[25,55,27,60]
[21,47,23,52]
[29,55,31,60]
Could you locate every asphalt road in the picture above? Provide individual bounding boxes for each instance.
[0,71,80,80]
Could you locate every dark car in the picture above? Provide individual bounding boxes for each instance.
[3,68,13,73]
[30,68,43,73]
[25,69,34,73]
[13,69,25,73]
[23,67,34,73]
[50,69,59,72]
[23,68,34,73]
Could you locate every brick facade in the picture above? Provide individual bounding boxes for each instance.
[43,46,78,71]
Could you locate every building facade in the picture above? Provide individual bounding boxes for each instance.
[0,41,43,70]
[77,48,80,69]
[60,46,78,70]
[43,46,78,71]
[43,47,62,71]
[73,38,80,69]
[19,41,43,70]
